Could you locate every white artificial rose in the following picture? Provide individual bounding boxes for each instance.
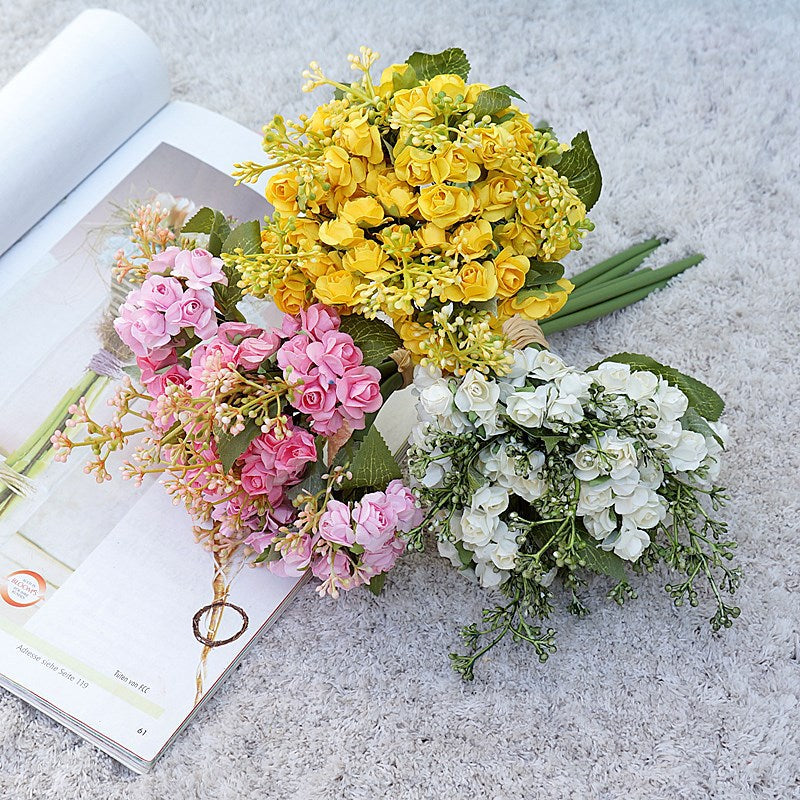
[638,460,664,490]
[437,538,464,568]
[506,385,549,428]
[608,468,640,497]
[459,509,498,547]
[413,364,443,392]
[478,444,502,482]
[547,391,584,424]
[584,508,617,539]
[510,474,547,503]
[589,361,631,392]
[571,445,603,481]
[623,370,659,401]
[471,484,510,516]
[628,492,668,529]
[504,348,537,385]
[613,485,651,515]
[420,452,452,488]
[531,350,570,380]
[420,380,454,418]
[611,519,650,561]
[475,560,508,588]
[653,380,689,422]
[557,371,593,402]
[489,523,519,571]
[454,370,500,414]
[599,431,639,477]
[474,406,505,436]
[667,430,708,472]
[577,481,614,515]
[653,419,683,449]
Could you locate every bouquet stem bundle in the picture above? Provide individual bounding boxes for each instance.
[541,240,703,336]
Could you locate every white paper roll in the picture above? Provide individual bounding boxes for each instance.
[0,9,170,256]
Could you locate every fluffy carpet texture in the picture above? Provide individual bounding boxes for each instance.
[1,0,799,797]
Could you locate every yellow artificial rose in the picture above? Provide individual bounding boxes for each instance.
[394,146,435,186]
[338,112,384,164]
[432,142,482,183]
[392,86,437,122]
[378,63,413,98]
[458,260,498,302]
[465,82,490,105]
[397,318,429,359]
[265,171,300,214]
[342,239,390,278]
[501,111,537,152]
[428,73,467,101]
[375,173,418,217]
[448,219,494,259]
[273,271,311,315]
[323,146,366,204]
[471,125,514,169]
[284,217,321,249]
[306,103,336,136]
[415,222,448,251]
[475,174,518,221]
[299,249,341,281]
[417,184,474,228]
[313,269,360,306]
[499,278,574,320]
[340,196,385,228]
[260,227,283,253]
[494,248,530,298]
[495,218,541,258]
[319,217,365,248]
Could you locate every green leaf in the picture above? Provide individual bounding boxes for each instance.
[339,426,401,491]
[681,407,724,447]
[453,540,476,569]
[600,353,725,421]
[392,65,419,91]
[523,260,565,287]
[182,207,231,239]
[579,537,628,582]
[366,572,388,596]
[338,315,402,367]
[555,131,602,212]
[286,438,328,503]
[222,220,262,256]
[207,231,223,258]
[405,48,470,81]
[216,419,261,473]
[471,85,524,119]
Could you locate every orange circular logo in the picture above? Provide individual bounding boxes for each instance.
[1,570,46,607]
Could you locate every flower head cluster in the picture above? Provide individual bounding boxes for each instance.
[406,347,738,678]
[229,48,592,375]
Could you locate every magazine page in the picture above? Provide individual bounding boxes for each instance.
[0,117,307,771]
[0,8,170,256]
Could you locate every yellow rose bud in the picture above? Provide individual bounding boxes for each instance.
[494,248,530,298]
[392,86,436,122]
[314,269,360,306]
[457,260,498,303]
[465,82,490,105]
[339,196,385,228]
[342,240,390,278]
[415,222,448,251]
[475,174,518,222]
[273,272,311,315]
[448,219,494,259]
[265,171,300,214]
[306,103,335,136]
[338,111,384,164]
[500,278,574,320]
[428,74,467,101]
[319,217,365,248]
[376,173,418,217]
[417,184,475,228]
[394,146,435,186]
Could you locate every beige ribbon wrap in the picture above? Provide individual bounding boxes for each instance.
[502,315,550,350]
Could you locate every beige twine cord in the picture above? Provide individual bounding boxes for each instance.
[502,315,550,350]
[390,347,415,388]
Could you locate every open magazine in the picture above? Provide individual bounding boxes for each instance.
[0,9,331,773]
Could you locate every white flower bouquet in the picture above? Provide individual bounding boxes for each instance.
[406,348,739,678]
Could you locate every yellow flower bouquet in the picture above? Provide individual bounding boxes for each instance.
[229,47,699,376]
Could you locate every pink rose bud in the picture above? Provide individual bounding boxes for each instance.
[352,492,400,551]
[306,330,363,379]
[172,248,228,290]
[147,246,181,275]
[317,500,356,546]
[164,287,218,340]
[300,304,340,338]
[138,275,184,312]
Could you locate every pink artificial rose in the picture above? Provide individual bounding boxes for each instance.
[336,366,383,427]
[139,275,184,312]
[309,547,354,584]
[300,304,340,338]
[277,334,314,378]
[114,302,173,358]
[384,479,424,532]
[147,246,181,275]
[146,363,190,398]
[352,492,399,551]
[240,449,284,502]
[164,287,218,340]
[172,248,227,289]
[269,534,313,578]
[280,312,302,338]
[244,503,295,553]
[360,537,405,575]
[317,500,355,546]
[236,330,282,370]
[306,330,363,379]
[272,425,317,484]
[289,373,337,419]
[137,348,178,386]
[308,407,346,438]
